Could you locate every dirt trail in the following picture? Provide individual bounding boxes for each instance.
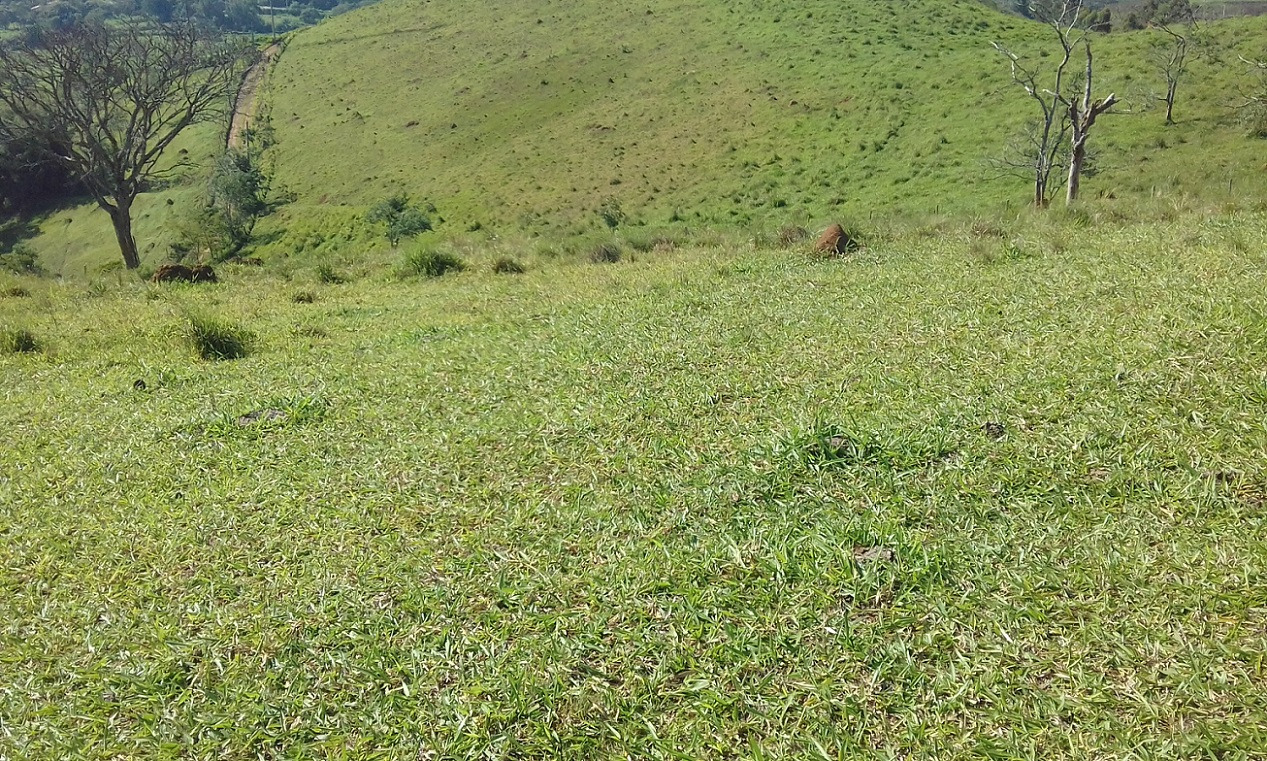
[228,42,283,151]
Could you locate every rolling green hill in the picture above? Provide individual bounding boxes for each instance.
[255,0,1267,246]
[13,0,1267,273]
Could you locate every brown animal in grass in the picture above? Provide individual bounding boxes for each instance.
[815,223,857,256]
[151,263,219,284]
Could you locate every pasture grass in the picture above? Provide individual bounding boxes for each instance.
[0,325,39,354]
[2,210,1266,758]
[258,0,1267,247]
[185,312,255,360]
[398,245,466,279]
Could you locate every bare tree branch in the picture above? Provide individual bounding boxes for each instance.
[1066,42,1117,204]
[991,0,1083,207]
[994,0,1116,206]
[1148,20,1198,124]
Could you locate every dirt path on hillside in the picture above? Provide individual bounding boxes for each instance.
[228,42,283,151]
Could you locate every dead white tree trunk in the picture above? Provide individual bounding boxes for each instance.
[1066,44,1117,204]
[993,0,1083,208]
[1237,56,1267,115]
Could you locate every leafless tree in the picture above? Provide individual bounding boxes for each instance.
[1065,46,1118,204]
[1233,56,1267,136]
[1149,21,1198,125]
[993,0,1117,206]
[0,23,254,269]
[1237,56,1267,109]
[987,119,1070,208]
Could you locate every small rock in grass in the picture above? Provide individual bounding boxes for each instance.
[853,546,894,564]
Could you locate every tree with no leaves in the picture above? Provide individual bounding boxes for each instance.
[0,23,253,269]
[1237,56,1267,132]
[993,0,1117,206]
[1149,24,1193,126]
[1148,6,1199,126]
[1065,45,1118,204]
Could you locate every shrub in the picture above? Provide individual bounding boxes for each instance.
[186,313,253,360]
[778,225,810,247]
[0,243,43,276]
[0,326,39,354]
[291,290,317,304]
[492,256,526,274]
[399,246,465,278]
[598,197,626,230]
[589,242,622,263]
[206,150,268,259]
[367,193,433,246]
[171,151,270,264]
[315,263,346,284]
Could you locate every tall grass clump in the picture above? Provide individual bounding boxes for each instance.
[399,246,466,278]
[492,256,525,274]
[0,326,40,354]
[589,242,622,263]
[315,263,347,284]
[186,313,253,360]
[778,225,810,247]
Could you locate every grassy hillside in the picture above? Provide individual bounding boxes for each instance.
[11,0,1267,273]
[257,0,1267,246]
[3,212,1267,757]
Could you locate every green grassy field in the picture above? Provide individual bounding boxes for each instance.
[14,0,1267,274]
[4,0,1267,755]
[256,0,1267,245]
[3,210,1267,758]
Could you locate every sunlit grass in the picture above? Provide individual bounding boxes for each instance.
[2,211,1266,758]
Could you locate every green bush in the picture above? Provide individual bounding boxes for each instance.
[399,246,465,278]
[186,313,253,361]
[171,151,271,262]
[0,244,43,276]
[367,193,433,246]
[0,326,39,354]
[598,197,625,230]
